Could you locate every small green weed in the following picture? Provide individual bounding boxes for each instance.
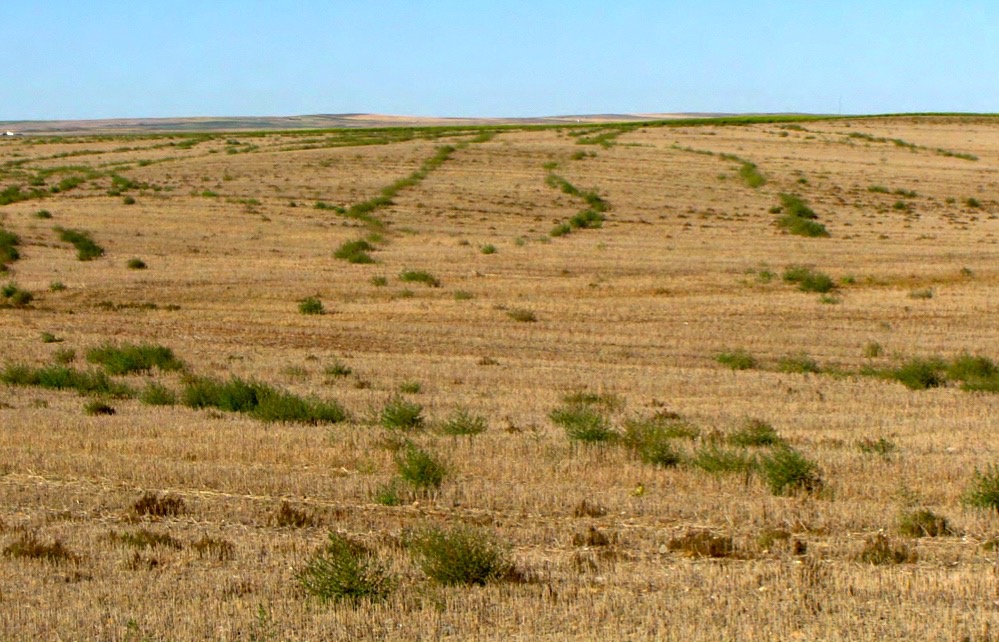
[54,226,104,261]
[1,282,33,308]
[777,353,821,374]
[758,447,822,496]
[962,465,999,512]
[380,396,424,431]
[299,297,324,315]
[782,266,835,293]
[298,532,394,604]
[395,444,447,493]
[437,408,487,436]
[716,349,757,370]
[126,258,147,270]
[728,419,784,447]
[890,357,947,390]
[334,239,376,264]
[407,525,513,586]
[139,382,177,406]
[399,270,440,287]
[690,445,756,475]
[86,343,184,375]
[551,404,616,443]
[399,381,422,394]
[323,361,352,379]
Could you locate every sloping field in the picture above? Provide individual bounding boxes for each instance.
[1,116,998,640]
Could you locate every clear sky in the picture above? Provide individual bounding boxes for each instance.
[2,1,997,120]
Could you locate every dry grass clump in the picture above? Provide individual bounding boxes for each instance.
[857,533,917,565]
[133,492,185,518]
[667,530,736,558]
[4,532,79,564]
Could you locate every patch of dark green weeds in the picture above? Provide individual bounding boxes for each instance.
[758,447,822,496]
[690,445,757,475]
[782,265,836,293]
[715,349,758,370]
[621,413,694,467]
[334,239,376,264]
[887,357,947,390]
[139,381,177,406]
[738,161,766,188]
[407,524,515,586]
[298,296,324,315]
[298,531,394,604]
[775,193,829,237]
[551,403,617,443]
[1,282,33,308]
[0,363,132,398]
[182,375,347,424]
[0,226,20,267]
[399,269,440,287]
[54,226,104,260]
[0,185,48,206]
[126,257,146,269]
[323,361,352,380]
[86,342,185,375]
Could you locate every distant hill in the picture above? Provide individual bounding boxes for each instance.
[0,112,721,135]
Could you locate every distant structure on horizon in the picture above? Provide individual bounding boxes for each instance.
[3,131,19,136]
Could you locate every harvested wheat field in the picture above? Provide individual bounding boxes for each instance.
[2,115,999,640]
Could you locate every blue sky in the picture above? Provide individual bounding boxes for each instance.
[2,1,997,120]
